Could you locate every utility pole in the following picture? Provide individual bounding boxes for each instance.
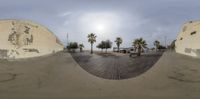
[67,33,69,46]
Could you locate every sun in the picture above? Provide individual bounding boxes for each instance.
[95,24,106,32]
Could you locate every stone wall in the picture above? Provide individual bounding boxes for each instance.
[175,20,200,58]
[0,20,64,59]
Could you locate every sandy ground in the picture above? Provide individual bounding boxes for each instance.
[0,51,200,99]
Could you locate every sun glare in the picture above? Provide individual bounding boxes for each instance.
[96,24,105,32]
[79,12,121,35]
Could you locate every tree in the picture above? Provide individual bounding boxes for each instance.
[79,44,84,52]
[105,40,112,53]
[158,45,166,50]
[67,42,78,52]
[154,40,160,52]
[96,40,112,53]
[115,37,123,52]
[87,33,97,54]
[96,41,105,52]
[133,38,147,56]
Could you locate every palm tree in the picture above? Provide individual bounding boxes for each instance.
[133,38,147,56]
[87,33,97,54]
[115,37,123,52]
[154,40,160,52]
[79,44,84,52]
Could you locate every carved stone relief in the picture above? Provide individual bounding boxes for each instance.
[8,21,34,48]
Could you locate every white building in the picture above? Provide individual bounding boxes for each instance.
[175,20,200,58]
[0,20,64,59]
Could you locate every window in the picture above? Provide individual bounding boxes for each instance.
[191,31,197,35]
[180,37,183,40]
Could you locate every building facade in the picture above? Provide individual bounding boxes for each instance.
[0,20,64,59]
[175,20,200,58]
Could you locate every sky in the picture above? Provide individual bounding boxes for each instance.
[1,0,200,50]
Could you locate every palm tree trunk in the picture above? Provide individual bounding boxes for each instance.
[155,45,157,52]
[117,45,119,52]
[91,43,93,54]
[137,46,141,56]
[80,48,82,52]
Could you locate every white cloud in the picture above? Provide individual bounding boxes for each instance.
[58,12,72,17]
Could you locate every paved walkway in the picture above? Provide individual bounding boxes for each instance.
[71,52,163,80]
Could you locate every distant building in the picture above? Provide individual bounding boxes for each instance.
[175,20,200,58]
[113,47,133,53]
[0,20,64,59]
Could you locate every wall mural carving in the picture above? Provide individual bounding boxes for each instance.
[8,21,34,48]
[0,20,63,59]
[23,26,33,45]
[8,30,18,45]
[6,21,39,58]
